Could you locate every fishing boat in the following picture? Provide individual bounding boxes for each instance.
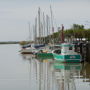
[52,43,82,63]
[52,24,82,63]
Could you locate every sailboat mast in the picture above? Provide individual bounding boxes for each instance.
[50,5,54,44]
[43,12,46,44]
[46,15,49,43]
[35,17,37,44]
[46,15,51,44]
[28,22,31,41]
[38,7,41,44]
[50,5,54,30]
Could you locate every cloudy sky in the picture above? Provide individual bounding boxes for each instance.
[0,0,90,41]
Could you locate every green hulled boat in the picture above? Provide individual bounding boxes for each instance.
[36,53,53,59]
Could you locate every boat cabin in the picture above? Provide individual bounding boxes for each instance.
[61,43,75,54]
[53,43,76,55]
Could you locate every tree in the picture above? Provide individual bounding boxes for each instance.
[72,24,84,30]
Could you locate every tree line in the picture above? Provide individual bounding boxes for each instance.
[52,24,90,42]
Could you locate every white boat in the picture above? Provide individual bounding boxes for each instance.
[20,47,37,54]
[20,44,46,54]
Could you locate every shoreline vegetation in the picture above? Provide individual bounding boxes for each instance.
[0,41,33,45]
[0,24,90,45]
[0,41,20,44]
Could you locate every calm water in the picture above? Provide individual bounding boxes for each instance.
[0,44,90,90]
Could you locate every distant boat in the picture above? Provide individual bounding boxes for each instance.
[52,43,82,63]
[22,44,31,48]
[34,44,45,49]
[19,46,37,54]
[20,44,46,54]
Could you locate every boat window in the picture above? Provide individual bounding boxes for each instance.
[54,46,61,49]
[49,46,54,50]
[49,46,61,50]
[69,46,72,50]
[54,50,61,54]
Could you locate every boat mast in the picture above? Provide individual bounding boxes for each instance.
[43,12,45,44]
[61,24,64,43]
[46,15,49,44]
[50,5,54,44]
[31,24,35,43]
[38,7,41,44]
[28,22,31,42]
[50,5,54,31]
[35,17,37,44]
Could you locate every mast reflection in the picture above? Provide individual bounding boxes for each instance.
[53,63,82,90]
[21,54,82,90]
[28,57,82,90]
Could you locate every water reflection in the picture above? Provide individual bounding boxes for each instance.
[21,54,35,60]
[80,63,90,83]
[20,53,90,90]
[53,63,82,90]
[29,58,54,90]
[0,44,90,90]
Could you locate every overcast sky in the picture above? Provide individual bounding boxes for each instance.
[0,0,90,41]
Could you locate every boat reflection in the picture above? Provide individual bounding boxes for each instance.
[27,56,82,90]
[80,62,90,83]
[29,59,54,90]
[20,53,82,90]
[53,62,82,90]
[20,54,35,60]
[20,53,90,90]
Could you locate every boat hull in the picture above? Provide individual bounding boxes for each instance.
[53,54,81,63]
[36,53,53,59]
[21,52,33,54]
[20,48,36,54]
